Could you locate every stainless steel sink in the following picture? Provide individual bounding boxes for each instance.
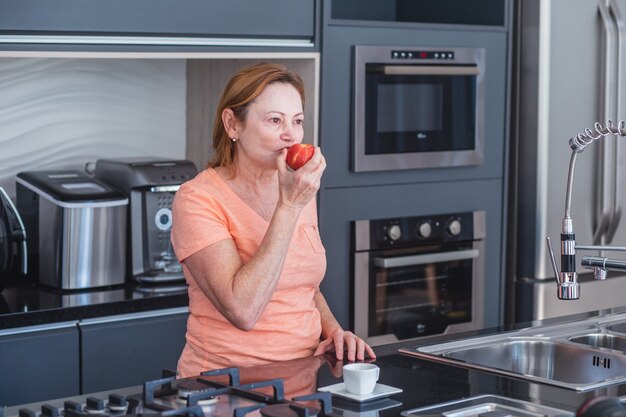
[606,322,626,335]
[569,334,626,352]
[444,340,626,387]
[399,311,626,391]
[402,395,573,417]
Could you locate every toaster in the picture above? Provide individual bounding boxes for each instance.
[16,170,128,290]
[94,158,197,283]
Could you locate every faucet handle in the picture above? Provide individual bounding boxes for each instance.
[546,236,580,300]
[546,236,560,278]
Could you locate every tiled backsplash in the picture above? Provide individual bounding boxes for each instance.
[0,58,187,198]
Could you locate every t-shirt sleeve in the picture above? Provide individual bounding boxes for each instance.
[171,182,233,262]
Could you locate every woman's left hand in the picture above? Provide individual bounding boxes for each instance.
[314,328,376,361]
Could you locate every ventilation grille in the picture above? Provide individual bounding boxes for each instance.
[593,355,611,368]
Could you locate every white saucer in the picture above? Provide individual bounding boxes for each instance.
[318,382,402,402]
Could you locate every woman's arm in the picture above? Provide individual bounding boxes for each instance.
[313,289,376,361]
[182,149,326,331]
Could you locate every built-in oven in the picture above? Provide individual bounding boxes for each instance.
[352,210,485,346]
[353,45,485,172]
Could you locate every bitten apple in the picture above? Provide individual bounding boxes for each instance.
[286,144,315,170]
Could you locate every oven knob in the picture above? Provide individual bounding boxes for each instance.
[417,222,432,238]
[447,219,462,236]
[387,224,402,241]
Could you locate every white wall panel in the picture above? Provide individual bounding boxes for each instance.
[0,58,186,198]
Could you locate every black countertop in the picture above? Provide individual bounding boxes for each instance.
[3,279,626,416]
[274,332,626,417]
[0,279,189,329]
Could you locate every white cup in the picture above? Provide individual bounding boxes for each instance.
[343,363,380,395]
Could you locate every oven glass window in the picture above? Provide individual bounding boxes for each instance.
[365,70,476,155]
[377,84,443,132]
[369,255,473,340]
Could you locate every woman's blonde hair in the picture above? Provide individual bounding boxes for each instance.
[208,63,305,170]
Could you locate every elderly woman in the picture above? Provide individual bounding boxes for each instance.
[171,63,375,377]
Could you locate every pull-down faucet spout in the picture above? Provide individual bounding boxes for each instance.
[546,120,626,300]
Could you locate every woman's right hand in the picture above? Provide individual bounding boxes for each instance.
[276,146,326,210]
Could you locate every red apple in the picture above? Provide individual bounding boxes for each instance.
[286,143,315,170]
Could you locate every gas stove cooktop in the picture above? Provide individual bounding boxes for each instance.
[3,365,401,417]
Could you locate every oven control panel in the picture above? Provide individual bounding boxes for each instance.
[369,211,478,249]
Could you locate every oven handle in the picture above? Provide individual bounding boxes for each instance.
[374,248,480,269]
[383,65,480,76]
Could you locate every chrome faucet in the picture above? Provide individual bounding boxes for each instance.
[546,120,626,300]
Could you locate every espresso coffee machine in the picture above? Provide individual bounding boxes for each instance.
[94,158,197,283]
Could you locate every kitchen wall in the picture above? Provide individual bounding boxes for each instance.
[0,54,319,198]
[0,58,187,197]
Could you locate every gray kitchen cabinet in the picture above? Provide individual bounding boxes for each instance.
[79,307,188,393]
[0,0,315,42]
[0,322,80,407]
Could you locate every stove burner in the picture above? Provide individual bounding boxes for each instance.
[84,397,107,414]
[176,380,218,406]
[107,395,129,413]
[259,404,319,417]
[7,366,342,417]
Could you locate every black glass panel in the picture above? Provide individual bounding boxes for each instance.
[368,258,473,340]
[364,71,476,154]
[332,0,505,27]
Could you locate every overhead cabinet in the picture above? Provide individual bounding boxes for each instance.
[0,0,315,43]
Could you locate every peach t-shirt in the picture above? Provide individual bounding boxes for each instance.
[171,168,327,377]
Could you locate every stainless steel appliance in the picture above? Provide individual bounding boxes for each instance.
[353,45,486,172]
[0,187,27,279]
[16,170,128,290]
[352,210,486,346]
[94,158,197,283]
[510,0,626,322]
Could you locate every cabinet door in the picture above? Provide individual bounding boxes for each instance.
[80,308,188,393]
[0,323,79,407]
[0,0,314,39]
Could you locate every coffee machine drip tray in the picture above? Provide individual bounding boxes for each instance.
[137,270,185,284]
[93,157,198,285]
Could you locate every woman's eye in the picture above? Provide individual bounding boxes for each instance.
[294,119,304,125]
[270,117,281,124]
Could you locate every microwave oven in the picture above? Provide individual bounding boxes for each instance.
[353,45,486,172]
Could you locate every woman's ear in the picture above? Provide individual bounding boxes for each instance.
[222,108,239,139]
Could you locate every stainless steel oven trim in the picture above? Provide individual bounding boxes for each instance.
[353,45,486,172]
[352,210,486,346]
[374,248,479,268]
[383,65,480,76]
[354,239,486,346]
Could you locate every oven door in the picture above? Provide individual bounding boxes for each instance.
[353,45,485,172]
[353,241,485,346]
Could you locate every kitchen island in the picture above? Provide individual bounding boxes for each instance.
[4,332,626,417]
[4,302,626,416]
[3,279,626,414]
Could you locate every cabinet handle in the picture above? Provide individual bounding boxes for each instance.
[374,249,479,269]
[0,321,77,337]
[0,35,314,49]
[79,306,189,326]
[594,0,617,244]
[383,65,480,76]
[606,0,625,243]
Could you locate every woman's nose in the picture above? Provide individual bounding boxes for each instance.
[280,124,297,142]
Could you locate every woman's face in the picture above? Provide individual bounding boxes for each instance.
[235,82,304,170]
